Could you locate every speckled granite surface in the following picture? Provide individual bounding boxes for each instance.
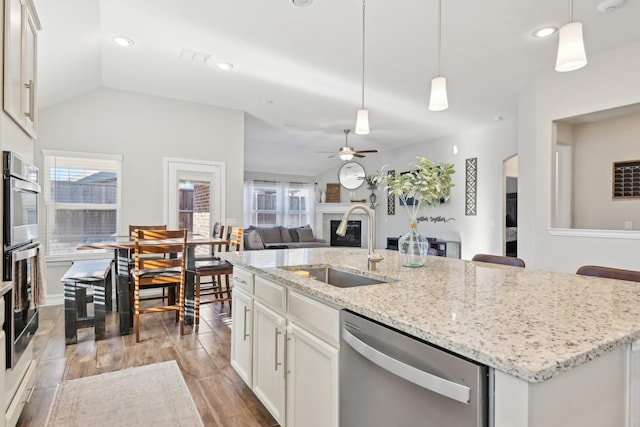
[1,281,11,297]
[219,248,640,383]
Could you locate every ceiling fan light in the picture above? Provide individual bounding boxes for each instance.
[555,22,587,72]
[355,109,370,135]
[339,152,354,161]
[428,76,449,111]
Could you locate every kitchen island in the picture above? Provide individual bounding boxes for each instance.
[220,247,640,427]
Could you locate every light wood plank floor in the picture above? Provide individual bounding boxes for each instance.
[17,301,278,427]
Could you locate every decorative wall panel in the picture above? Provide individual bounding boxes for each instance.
[465,158,477,216]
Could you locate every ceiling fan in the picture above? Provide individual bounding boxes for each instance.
[324,129,378,160]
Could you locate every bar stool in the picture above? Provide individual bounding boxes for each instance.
[471,253,525,267]
[62,259,113,344]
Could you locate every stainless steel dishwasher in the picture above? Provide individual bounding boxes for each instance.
[340,310,490,427]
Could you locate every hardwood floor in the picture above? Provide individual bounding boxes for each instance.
[17,301,278,427]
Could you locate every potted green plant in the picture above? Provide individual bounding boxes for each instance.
[373,157,455,267]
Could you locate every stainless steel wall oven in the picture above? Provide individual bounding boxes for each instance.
[3,151,40,369]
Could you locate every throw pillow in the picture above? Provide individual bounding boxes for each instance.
[245,230,265,250]
[258,227,282,244]
[288,228,299,242]
[279,226,293,243]
[296,227,315,242]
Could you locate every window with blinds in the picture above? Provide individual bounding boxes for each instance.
[43,151,122,256]
[244,180,313,228]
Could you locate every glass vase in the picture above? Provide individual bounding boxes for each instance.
[399,222,429,267]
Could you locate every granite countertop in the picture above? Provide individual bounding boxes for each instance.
[1,281,12,297]
[219,248,640,383]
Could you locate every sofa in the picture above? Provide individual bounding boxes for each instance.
[244,225,328,250]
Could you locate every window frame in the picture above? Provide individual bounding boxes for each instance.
[244,180,314,228]
[42,149,123,260]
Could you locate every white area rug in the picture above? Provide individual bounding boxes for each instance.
[46,360,204,427]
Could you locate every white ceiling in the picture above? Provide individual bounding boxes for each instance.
[34,0,640,176]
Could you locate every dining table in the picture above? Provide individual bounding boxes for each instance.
[77,234,229,335]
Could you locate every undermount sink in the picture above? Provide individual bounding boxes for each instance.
[284,266,387,288]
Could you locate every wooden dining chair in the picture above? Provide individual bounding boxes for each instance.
[472,253,526,268]
[194,227,243,325]
[128,225,169,302]
[576,265,640,282]
[132,228,187,342]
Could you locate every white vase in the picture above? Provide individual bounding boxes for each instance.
[320,190,326,203]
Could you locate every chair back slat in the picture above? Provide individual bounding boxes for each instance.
[129,224,167,238]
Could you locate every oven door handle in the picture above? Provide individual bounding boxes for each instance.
[342,328,471,404]
[11,176,41,193]
[13,245,39,262]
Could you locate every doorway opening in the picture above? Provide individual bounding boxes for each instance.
[503,155,518,257]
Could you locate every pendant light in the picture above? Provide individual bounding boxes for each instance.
[355,0,370,135]
[555,0,587,72]
[429,0,448,111]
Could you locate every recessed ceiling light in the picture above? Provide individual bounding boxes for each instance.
[597,0,624,13]
[112,36,134,47]
[215,62,234,71]
[532,26,558,38]
[292,0,313,6]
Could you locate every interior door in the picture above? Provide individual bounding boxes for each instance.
[165,158,225,243]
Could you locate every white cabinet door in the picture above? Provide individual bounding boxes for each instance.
[286,323,339,427]
[230,288,253,387]
[3,0,39,138]
[253,301,286,425]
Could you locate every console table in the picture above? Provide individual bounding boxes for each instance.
[386,236,461,258]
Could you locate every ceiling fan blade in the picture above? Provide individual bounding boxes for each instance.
[353,153,365,158]
[328,154,337,158]
[354,149,378,154]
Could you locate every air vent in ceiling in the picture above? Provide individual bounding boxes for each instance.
[178,48,210,64]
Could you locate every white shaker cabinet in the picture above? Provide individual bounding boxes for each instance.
[229,269,339,427]
[230,287,253,387]
[252,301,286,426]
[285,323,339,427]
[0,298,5,412]
[3,0,40,138]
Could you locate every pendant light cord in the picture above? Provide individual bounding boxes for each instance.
[361,0,366,109]
[569,0,574,23]
[437,0,442,77]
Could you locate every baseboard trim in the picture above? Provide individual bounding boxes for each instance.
[43,293,64,306]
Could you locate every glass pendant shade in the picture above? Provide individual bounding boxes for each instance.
[428,76,449,111]
[555,22,587,72]
[355,109,370,135]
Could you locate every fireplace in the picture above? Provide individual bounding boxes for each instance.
[330,220,362,247]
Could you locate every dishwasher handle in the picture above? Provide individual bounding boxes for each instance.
[342,328,471,405]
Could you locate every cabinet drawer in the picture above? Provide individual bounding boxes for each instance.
[254,276,285,313]
[232,267,254,294]
[5,359,37,427]
[288,290,339,348]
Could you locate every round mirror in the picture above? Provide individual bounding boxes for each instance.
[339,162,365,190]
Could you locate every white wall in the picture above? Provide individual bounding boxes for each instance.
[316,119,518,260]
[35,87,245,298]
[572,112,640,230]
[518,39,640,273]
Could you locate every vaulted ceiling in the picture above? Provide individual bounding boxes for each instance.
[34,0,640,175]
